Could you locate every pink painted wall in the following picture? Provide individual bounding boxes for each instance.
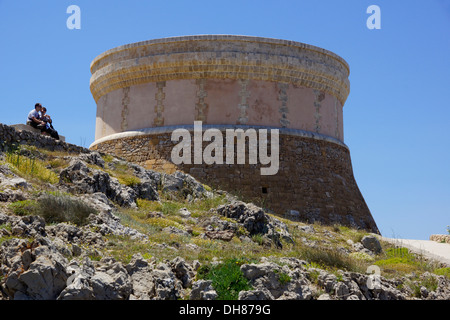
[95,78,344,141]
[204,79,241,125]
[163,79,197,126]
[127,83,158,131]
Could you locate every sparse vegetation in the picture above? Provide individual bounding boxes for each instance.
[5,147,59,184]
[8,199,39,216]
[8,192,96,226]
[434,267,450,279]
[298,245,366,273]
[197,258,253,300]
[0,223,11,232]
[105,235,155,264]
[374,247,420,274]
[373,246,444,278]
[275,269,291,285]
[36,192,97,226]
[104,160,141,187]
[410,274,439,298]
[335,225,367,244]
[251,233,265,246]
[107,193,446,282]
[307,268,321,285]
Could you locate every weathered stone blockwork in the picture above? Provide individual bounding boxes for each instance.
[0,123,89,154]
[90,129,379,233]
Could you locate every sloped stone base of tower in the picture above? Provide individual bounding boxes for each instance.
[90,128,379,234]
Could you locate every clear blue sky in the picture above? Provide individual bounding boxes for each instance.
[1,0,449,240]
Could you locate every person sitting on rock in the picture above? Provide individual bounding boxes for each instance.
[40,107,60,140]
[26,103,46,130]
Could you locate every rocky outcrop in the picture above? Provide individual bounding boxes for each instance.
[0,212,196,300]
[1,208,450,300]
[58,152,214,208]
[59,159,140,207]
[3,196,448,301]
[239,259,313,300]
[215,201,293,248]
[237,258,450,301]
[1,133,449,301]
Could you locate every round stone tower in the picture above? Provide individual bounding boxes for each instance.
[89,35,379,233]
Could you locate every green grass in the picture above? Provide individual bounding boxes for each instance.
[196,258,253,300]
[374,247,419,274]
[0,224,14,246]
[274,269,291,285]
[434,267,450,279]
[0,223,11,232]
[121,195,228,236]
[104,235,154,264]
[136,194,227,217]
[373,247,440,276]
[202,184,212,192]
[251,233,265,246]
[104,160,141,187]
[410,274,439,298]
[8,199,39,216]
[334,225,368,244]
[298,245,366,273]
[375,247,416,266]
[5,149,59,185]
[307,268,321,285]
[137,199,178,217]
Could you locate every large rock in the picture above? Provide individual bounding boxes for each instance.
[59,159,137,207]
[361,235,382,254]
[205,230,235,242]
[2,239,69,300]
[125,254,155,300]
[238,289,274,300]
[90,260,132,300]
[57,258,96,300]
[0,188,27,202]
[161,171,212,199]
[216,201,293,247]
[190,280,218,300]
[170,257,194,289]
[151,262,183,300]
[75,151,105,168]
[240,260,313,300]
[0,177,29,190]
[217,201,268,235]
[132,181,160,202]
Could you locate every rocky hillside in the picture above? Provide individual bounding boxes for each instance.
[0,131,449,300]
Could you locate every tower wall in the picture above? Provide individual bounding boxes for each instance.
[89,35,378,233]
